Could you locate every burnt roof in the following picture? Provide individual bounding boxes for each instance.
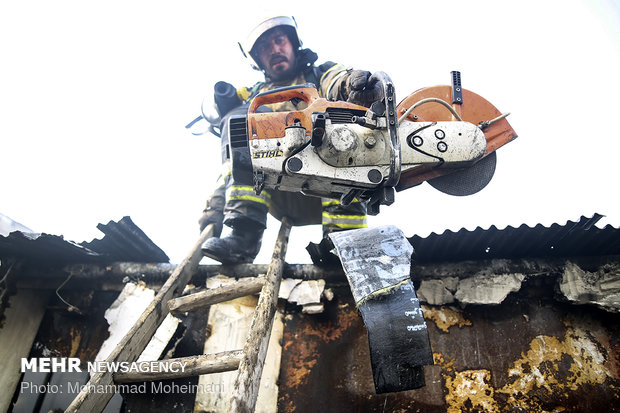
[82,217,169,263]
[1,214,617,266]
[409,213,620,263]
[0,216,169,264]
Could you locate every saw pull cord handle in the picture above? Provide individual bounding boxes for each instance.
[248,83,320,114]
[398,98,463,124]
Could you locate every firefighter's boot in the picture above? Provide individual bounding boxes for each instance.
[201,225,264,264]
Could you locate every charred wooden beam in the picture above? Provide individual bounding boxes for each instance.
[12,255,620,291]
[61,262,343,281]
[167,276,265,314]
[15,262,345,289]
[114,350,243,383]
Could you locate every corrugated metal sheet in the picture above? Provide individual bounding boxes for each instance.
[82,216,169,263]
[2,213,618,266]
[410,214,620,263]
[0,216,168,264]
[0,232,100,263]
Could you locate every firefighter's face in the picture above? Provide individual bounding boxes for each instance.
[254,28,296,81]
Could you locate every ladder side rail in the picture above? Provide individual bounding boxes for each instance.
[65,225,214,413]
[230,218,291,413]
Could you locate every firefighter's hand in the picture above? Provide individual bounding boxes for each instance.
[346,71,384,107]
[199,209,224,237]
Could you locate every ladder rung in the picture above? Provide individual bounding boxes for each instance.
[168,276,265,314]
[114,350,244,383]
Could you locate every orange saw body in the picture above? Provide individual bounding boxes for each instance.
[229,72,517,214]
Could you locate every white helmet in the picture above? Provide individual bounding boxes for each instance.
[238,16,301,71]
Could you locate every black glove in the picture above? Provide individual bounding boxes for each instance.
[345,71,384,107]
[198,208,224,237]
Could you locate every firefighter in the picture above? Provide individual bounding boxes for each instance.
[199,16,384,264]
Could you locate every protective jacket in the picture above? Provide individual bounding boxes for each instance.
[205,51,368,232]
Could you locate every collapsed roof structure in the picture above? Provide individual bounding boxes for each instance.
[1,214,618,412]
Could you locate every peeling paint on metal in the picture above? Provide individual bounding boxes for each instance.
[278,292,620,411]
[283,341,318,389]
[279,300,362,408]
[422,306,472,333]
[434,320,617,412]
[281,306,358,391]
[498,325,612,410]
[444,369,498,412]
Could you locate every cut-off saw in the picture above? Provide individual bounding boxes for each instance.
[229,71,517,214]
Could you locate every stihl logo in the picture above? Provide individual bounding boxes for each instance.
[253,150,283,159]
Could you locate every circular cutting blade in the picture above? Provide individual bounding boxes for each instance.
[428,151,497,196]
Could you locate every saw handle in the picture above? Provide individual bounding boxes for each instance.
[248,83,319,114]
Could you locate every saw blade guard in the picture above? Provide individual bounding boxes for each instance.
[395,85,517,195]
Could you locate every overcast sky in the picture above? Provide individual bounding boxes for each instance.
[2,0,619,264]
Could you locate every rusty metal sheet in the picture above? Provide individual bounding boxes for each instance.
[10,290,119,412]
[278,290,447,412]
[278,289,620,412]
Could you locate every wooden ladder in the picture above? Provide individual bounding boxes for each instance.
[66,218,292,413]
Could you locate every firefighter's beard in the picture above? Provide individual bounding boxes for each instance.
[265,54,297,82]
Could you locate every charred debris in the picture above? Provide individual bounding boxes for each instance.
[1,214,619,412]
